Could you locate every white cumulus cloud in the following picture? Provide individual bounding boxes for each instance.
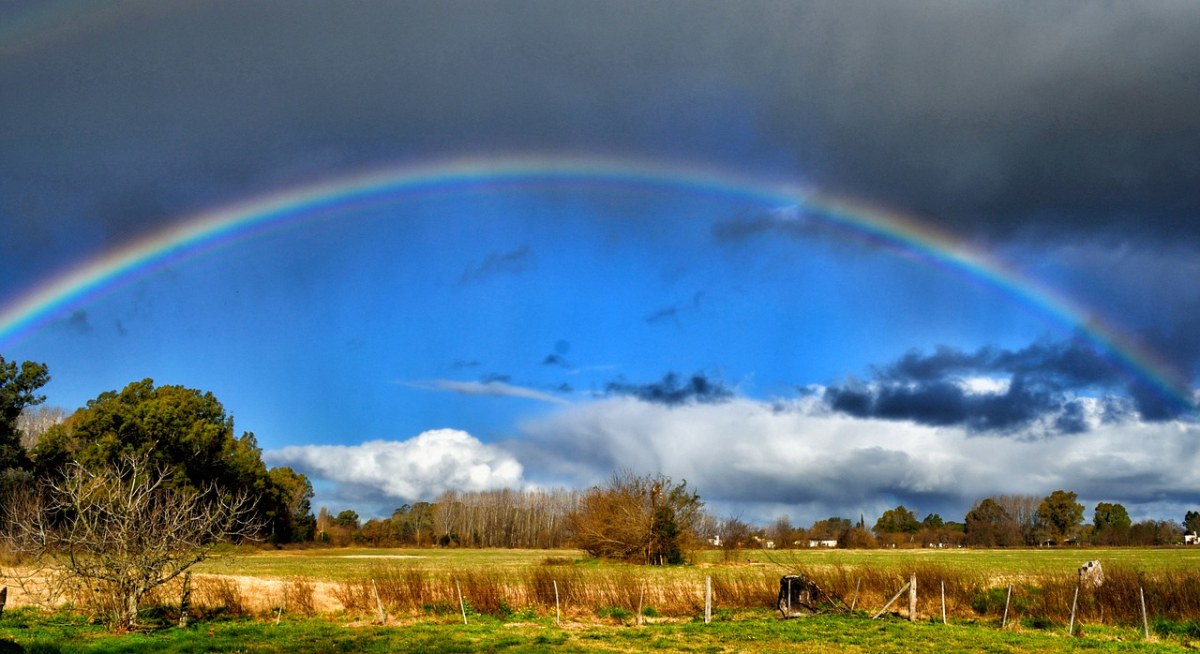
[512,395,1200,525]
[266,429,525,507]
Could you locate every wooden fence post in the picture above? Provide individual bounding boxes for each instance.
[850,578,860,611]
[1001,585,1012,628]
[457,580,468,625]
[940,581,946,625]
[704,576,712,624]
[553,580,560,627]
[1140,587,1149,640]
[1068,585,1079,636]
[908,574,917,622]
[637,580,645,626]
[371,579,387,625]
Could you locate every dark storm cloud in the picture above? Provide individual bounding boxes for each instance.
[605,372,733,406]
[5,0,1199,259]
[823,338,1190,430]
[825,376,1062,432]
[458,246,535,285]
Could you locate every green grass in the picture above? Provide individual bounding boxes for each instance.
[0,609,1192,653]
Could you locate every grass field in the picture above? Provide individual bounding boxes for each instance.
[6,546,1200,651]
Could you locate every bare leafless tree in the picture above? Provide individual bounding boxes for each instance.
[4,455,258,630]
[16,404,67,451]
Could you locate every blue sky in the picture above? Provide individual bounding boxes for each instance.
[2,1,1200,525]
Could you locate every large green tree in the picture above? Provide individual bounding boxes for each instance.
[873,505,921,535]
[1036,490,1084,545]
[0,355,50,475]
[1093,501,1132,545]
[32,378,312,542]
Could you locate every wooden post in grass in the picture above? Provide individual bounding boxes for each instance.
[1001,585,1012,628]
[637,580,645,626]
[872,580,911,619]
[1068,585,1079,635]
[908,574,917,622]
[553,580,561,627]
[457,580,468,625]
[850,579,860,611]
[1140,587,1149,640]
[371,579,387,625]
[941,581,946,625]
[704,576,712,624]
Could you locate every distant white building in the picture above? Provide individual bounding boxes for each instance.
[1185,532,1198,545]
[807,538,838,548]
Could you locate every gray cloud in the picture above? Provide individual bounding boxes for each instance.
[604,371,733,406]
[458,245,535,285]
[5,0,1199,261]
[823,339,1194,429]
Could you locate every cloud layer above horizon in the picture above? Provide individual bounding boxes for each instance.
[268,381,1200,524]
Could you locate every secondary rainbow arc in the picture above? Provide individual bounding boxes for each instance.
[0,154,1191,412]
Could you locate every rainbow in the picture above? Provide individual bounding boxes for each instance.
[0,154,1192,411]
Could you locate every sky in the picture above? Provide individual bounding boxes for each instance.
[2,0,1200,526]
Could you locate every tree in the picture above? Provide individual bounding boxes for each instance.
[266,466,316,543]
[809,517,852,540]
[1036,490,1084,545]
[1092,502,1132,545]
[992,494,1042,545]
[768,515,800,549]
[569,470,703,565]
[32,379,305,541]
[965,498,1021,547]
[873,505,921,536]
[1184,510,1200,535]
[717,515,753,558]
[334,509,361,529]
[4,455,257,630]
[16,404,67,450]
[0,355,49,475]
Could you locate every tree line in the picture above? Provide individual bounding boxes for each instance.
[313,488,583,549]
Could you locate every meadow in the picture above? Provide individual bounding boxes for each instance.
[5,546,1200,652]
